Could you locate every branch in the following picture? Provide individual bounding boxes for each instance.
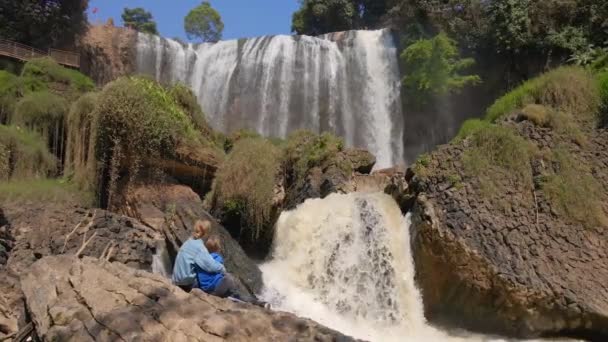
[75,232,97,258]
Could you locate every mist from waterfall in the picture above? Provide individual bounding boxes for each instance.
[135,30,404,169]
[258,193,539,342]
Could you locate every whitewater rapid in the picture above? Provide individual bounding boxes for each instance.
[258,193,552,342]
[135,30,404,169]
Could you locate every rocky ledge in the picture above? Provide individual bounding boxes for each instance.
[408,118,608,340]
[22,255,356,342]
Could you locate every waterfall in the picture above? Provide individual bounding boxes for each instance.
[135,30,404,169]
[151,240,172,279]
[259,193,519,341]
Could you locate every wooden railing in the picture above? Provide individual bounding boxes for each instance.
[0,39,80,69]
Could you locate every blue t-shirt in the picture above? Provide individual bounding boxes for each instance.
[197,252,225,292]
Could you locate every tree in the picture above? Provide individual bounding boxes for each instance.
[0,0,88,48]
[122,7,158,35]
[401,33,481,105]
[291,0,390,35]
[184,2,224,43]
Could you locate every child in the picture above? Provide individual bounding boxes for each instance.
[197,236,270,308]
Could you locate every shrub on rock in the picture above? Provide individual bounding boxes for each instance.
[487,66,600,122]
[65,92,99,192]
[20,57,94,98]
[210,137,281,245]
[0,125,56,180]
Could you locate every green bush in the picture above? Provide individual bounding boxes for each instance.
[486,66,600,122]
[21,57,94,98]
[13,91,68,128]
[212,137,281,241]
[598,71,608,125]
[542,148,607,229]
[0,125,57,180]
[65,92,99,191]
[0,70,21,124]
[462,125,536,197]
[455,118,492,140]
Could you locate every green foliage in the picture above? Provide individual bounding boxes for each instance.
[0,71,21,124]
[0,179,92,206]
[94,77,209,203]
[291,0,390,35]
[212,137,281,241]
[412,153,431,177]
[401,33,480,105]
[542,148,607,229]
[21,57,94,98]
[487,0,532,54]
[283,130,345,185]
[455,118,491,140]
[0,0,88,48]
[122,7,158,35]
[65,92,99,192]
[462,125,536,198]
[598,71,608,125]
[13,91,68,129]
[0,125,57,180]
[184,1,224,42]
[486,66,600,122]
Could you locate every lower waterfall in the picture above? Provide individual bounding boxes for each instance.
[135,30,404,169]
[259,193,529,341]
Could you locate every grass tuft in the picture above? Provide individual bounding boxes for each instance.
[487,66,599,122]
[542,148,607,229]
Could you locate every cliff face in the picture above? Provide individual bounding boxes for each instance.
[78,23,137,85]
[408,114,608,340]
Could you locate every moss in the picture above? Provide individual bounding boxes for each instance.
[13,91,68,128]
[455,119,491,140]
[0,125,57,179]
[487,66,600,122]
[0,178,93,206]
[413,153,431,177]
[462,125,536,198]
[212,137,281,241]
[542,148,607,229]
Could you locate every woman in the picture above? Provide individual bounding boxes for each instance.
[172,219,225,291]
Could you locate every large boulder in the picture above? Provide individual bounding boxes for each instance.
[21,255,356,342]
[408,120,608,339]
[4,203,163,273]
[119,183,263,294]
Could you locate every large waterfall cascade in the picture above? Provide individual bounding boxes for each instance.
[259,193,528,341]
[135,30,404,169]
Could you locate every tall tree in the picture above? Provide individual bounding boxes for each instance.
[0,0,88,48]
[184,2,224,43]
[122,7,158,35]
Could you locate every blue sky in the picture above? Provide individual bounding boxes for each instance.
[87,0,300,41]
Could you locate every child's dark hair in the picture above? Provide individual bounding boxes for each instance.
[205,235,222,253]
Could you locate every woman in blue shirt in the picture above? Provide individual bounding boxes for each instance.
[172,220,225,291]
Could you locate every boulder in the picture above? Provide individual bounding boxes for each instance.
[342,148,376,174]
[4,203,163,274]
[408,122,608,339]
[119,183,263,294]
[21,255,357,342]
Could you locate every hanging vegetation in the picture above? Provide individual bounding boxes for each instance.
[0,125,57,180]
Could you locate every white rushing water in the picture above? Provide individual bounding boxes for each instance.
[259,193,549,342]
[135,30,404,168]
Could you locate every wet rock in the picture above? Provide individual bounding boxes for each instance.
[21,256,357,342]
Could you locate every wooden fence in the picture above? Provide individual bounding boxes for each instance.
[0,39,80,69]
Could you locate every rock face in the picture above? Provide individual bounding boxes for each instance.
[4,203,163,273]
[119,183,263,294]
[409,120,608,339]
[22,255,356,342]
[78,23,137,85]
[284,148,377,209]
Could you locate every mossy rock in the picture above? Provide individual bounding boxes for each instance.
[21,57,94,98]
